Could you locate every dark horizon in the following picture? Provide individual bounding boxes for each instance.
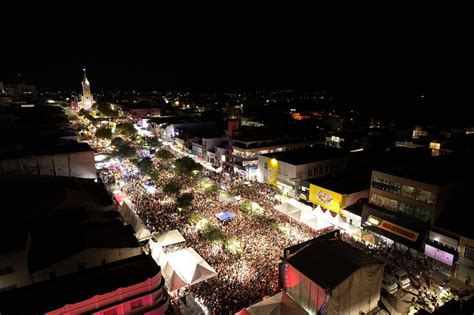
[1,3,473,120]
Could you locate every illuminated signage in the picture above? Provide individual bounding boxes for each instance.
[242,160,258,167]
[424,244,454,266]
[267,158,278,187]
[309,184,344,213]
[367,215,419,242]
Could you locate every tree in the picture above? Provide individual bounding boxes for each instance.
[95,127,113,139]
[162,181,181,195]
[116,143,136,157]
[97,103,116,117]
[116,122,136,137]
[137,157,154,174]
[111,137,126,147]
[223,236,244,255]
[174,156,203,177]
[156,149,173,159]
[144,137,162,148]
[176,192,194,211]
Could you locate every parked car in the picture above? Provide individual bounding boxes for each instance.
[392,268,411,289]
[382,274,399,294]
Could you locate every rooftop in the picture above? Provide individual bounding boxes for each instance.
[287,237,381,290]
[0,176,139,269]
[373,149,474,186]
[0,254,160,314]
[307,172,371,194]
[262,146,349,165]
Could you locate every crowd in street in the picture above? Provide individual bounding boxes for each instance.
[74,109,459,314]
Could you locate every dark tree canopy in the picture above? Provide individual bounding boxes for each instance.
[176,192,194,210]
[156,149,173,159]
[174,156,203,177]
[95,127,113,139]
[162,181,181,195]
[116,122,136,137]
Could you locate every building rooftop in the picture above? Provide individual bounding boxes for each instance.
[0,176,139,269]
[373,149,474,186]
[307,172,371,194]
[287,237,381,290]
[0,254,160,314]
[262,146,349,165]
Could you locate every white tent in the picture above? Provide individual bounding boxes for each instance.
[167,247,217,285]
[154,229,185,247]
[162,260,188,291]
[246,292,308,315]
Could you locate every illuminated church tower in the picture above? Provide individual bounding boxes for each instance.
[81,68,94,110]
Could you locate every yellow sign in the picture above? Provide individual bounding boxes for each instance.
[267,158,279,187]
[309,184,344,213]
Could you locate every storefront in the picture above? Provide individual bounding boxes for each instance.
[362,204,430,251]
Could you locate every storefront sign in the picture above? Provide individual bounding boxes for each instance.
[367,215,419,242]
[309,184,344,213]
[267,158,278,187]
[424,244,454,266]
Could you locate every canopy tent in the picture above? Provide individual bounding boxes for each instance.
[118,199,152,241]
[274,203,330,231]
[216,211,236,223]
[154,230,186,247]
[246,292,308,315]
[166,247,217,285]
[162,260,188,291]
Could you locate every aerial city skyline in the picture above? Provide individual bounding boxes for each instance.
[0,3,473,315]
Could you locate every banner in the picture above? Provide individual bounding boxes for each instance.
[267,158,279,187]
[309,184,344,213]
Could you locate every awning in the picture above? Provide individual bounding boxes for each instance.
[166,247,217,286]
[216,211,236,222]
[154,230,186,247]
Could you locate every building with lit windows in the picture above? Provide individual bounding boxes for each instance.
[80,68,94,110]
[361,152,473,252]
[257,146,355,196]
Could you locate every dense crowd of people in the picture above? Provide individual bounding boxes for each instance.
[74,108,456,314]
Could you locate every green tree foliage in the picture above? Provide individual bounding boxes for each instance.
[116,122,136,137]
[223,236,244,255]
[95,127,113,139]
[117,143,136,157]
[144,137,162,148]
[187,212,204,225]
[111,137,126,147]
[174,156,203,177]
[176,192,194,211]
[155,149,173,159]
[137,157,154,174]
[97,103,116,117]
[79,109,94,121]
[162,181,181,195]
[200,224,225,242]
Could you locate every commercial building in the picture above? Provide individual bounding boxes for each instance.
[362,151,473,252]
[304,172,370,213]
[282,232,383,314]
[0,103,96,179]
[0,176,143,291]
[233,130,324,179]
[257,146,353,196]
[0,254,169,315]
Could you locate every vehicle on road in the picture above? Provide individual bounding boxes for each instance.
[382,274,399,294]
[392,268,411,289]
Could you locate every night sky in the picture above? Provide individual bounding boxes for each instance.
[2,2,473,120]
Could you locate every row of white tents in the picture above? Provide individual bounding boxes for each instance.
[274,200,355,233]
[149,230,218,292]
